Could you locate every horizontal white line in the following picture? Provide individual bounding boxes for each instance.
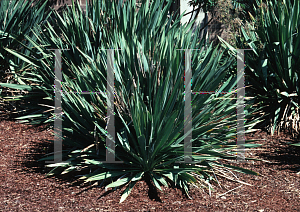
[56,91,102,94]
[189,91,237,94]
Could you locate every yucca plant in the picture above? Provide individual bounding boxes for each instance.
[0,0,52,118]
[3,0,263,202]
[219,0,300,136]
[0,0,52,82]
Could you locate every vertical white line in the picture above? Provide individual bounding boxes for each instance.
[106,49,115,163]
[237,49,245,161]
[184,49,192,163]
[104,49,123,163]
[46,49,63,163]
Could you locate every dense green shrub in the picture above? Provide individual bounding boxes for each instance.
[0,0,52,117]
[1,0,262,202]
[219,0,300,136]
[0,0,50,81]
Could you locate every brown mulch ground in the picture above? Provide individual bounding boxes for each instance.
[0,116,300,211]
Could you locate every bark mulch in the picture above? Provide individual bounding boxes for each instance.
[0,117,300,211]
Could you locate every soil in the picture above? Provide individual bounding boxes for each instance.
[0,116,300,211]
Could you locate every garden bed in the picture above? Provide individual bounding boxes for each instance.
[0,117,299,211]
